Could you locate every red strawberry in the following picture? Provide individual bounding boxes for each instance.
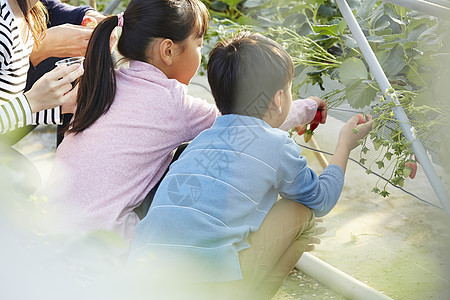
[309,122,319,132]
[304,129,313,143]
[404,161,418,179]
[313,110,322,123]
[297,125,307,135]
[356,114,366,125]
[81,16,97,28]
[309,110,322,132]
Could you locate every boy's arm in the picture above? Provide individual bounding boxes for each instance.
[278,97,327,131]
[276,138,344,217]
[276,114,373,217]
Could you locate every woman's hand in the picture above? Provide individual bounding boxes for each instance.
[24,64,84,113]
[30,24,93,66]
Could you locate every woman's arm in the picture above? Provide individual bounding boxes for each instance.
[0,96,32,135]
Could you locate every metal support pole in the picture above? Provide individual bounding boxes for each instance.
[335,0,450,217]
[103,0,122,15]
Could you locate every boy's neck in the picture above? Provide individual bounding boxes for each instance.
[262,115,282,128]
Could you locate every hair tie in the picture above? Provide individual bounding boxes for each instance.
[117,12,124,27]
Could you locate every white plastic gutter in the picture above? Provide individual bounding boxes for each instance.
[296,253,393,300]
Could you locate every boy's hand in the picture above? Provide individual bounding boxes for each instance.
[305,218,326,252]
[307,96,327,124]
[339,114,373,150]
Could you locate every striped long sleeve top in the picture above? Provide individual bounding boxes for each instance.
[0,0,61,134]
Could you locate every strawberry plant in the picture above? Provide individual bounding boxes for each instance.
[66,0,449,197]
[203,0,450,197]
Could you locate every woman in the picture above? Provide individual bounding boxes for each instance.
[0,0,83,135]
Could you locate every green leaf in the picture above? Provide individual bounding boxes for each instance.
[243,0,266,9]
[338,18,347,34]
[357,0,377,18]
[211,0,227,11]
[407,23,429,42]
[312,24,339,36]
[282,13,307,27]
[375,45,406,77]
[366,35,385,43]
[237,15,259,26]
[345,80,377,108]
[383,33,404,42]
[385,152,393,160]
[385,4,406,25]
[339,58,368,85]
[342,34,358,48]
[318,3,337,18]
[256,16,281,27]
[407,65,426,87]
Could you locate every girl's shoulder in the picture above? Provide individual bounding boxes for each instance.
[117,60,187,97]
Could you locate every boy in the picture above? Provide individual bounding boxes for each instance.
[130,32,372,299]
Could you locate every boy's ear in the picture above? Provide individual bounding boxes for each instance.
[272,89,284,115]
[159,39,175,66]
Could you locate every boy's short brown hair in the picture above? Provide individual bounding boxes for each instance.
[207,31,294,118]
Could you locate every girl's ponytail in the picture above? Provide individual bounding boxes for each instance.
[68,16,119,134]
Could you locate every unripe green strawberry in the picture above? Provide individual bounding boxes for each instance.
[304,129,313,143]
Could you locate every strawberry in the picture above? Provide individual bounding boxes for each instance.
[309,122,319,132]
[308,110,321,132]
[312,110,322,124]
[81,16,98,28]
[404,161,418,179]
[304,129,313,143]
[356,114,367,125]
[297,125,307,135]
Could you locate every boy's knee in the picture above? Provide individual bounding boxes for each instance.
[283,200,316,240]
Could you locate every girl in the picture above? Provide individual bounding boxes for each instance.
[38,0,323,247]
[0,0,82,135]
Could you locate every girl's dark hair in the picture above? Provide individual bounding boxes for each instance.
[16,0,47,46]
[207,31,294,119]
[69,0,209,133]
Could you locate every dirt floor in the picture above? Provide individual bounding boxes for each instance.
[9,74,450,300]
[275,121,450,300]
